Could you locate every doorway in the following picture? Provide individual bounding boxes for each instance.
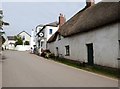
[56,47,59,57]
[86,43,94,65]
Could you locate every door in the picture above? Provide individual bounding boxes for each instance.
[56,47,59,57]
[86,43,94,65]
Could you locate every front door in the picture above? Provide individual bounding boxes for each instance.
[56,47,59,57]
[86,43,94,66]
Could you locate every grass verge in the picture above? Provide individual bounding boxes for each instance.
[49,57,119,79]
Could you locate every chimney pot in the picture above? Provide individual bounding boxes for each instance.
[86,0,95,8]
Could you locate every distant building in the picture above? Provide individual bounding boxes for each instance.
[5,31,31,51]
[47,2,119,68]
[34,25,44,50]
[34,21,61,54]
[17,31,31,43]
[7,36,15,50]
[34,14,66,55]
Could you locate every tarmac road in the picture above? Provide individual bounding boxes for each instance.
[2,50,118,87]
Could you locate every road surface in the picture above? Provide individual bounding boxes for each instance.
[2,50,118,87]
[0,54,2,88]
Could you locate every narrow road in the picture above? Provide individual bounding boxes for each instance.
[2,50,118,87]
[0,55,2,88]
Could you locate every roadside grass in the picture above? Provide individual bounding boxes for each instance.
[49,57,119,79]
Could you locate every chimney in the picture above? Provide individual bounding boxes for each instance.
[86,0,95,8]
[59,13,66,26]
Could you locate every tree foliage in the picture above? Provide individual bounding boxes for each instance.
[14,36,23,47]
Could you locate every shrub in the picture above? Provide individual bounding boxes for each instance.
[14,36,23,47]
[24,41,30,45]
[41,49,52,58]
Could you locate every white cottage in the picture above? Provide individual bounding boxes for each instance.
[17,31,31,42]
[34,25,44,52]
[35,21,59,54]
[48,2,119,68]
[6,36,16,50]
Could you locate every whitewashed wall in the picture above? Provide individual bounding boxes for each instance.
[48,23,119,68]
[15,45,30,51]
[48,42,55,53]
[7,40,16,50]
[40,26,58,51]
[46,26,58,41]
[18,32,31,42]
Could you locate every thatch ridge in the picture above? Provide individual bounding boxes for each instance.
[59,2,119,37]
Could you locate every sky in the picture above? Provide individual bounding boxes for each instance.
[1,0,102,36]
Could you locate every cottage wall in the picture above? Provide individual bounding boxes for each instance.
[41,26,58,50]
[48,23,119,68]
[46,26,58,41]
[18,32,31,42]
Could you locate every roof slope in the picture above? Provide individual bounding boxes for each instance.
[47,32,59,43]
[17,31,31,37]
[59,2,119,37]
[37,21,59,36]
[46,21,59,27]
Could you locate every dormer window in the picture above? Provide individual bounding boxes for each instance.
[49,29,52,34]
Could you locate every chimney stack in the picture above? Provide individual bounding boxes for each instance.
[86,0,95,8]
[59,13,66,26]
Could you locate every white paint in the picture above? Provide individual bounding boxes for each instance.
[15,45,30,51]
[4,39,16,50]
[34,25,43,49]
[48,23,119,68]
[30,29,35,48]
[36,25,58,54]
[18,31,31,42]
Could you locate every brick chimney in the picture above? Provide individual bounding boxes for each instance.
[86,0,95,8]
[59,13,66,26]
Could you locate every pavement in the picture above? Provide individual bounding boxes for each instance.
[0,51,2,88]
[2,50,118,87]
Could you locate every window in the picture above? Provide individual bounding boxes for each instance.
[22,36,25,40]
[41,41,43,47]
[49,29,52,34]
[38,40,40,47]
[65,45,70,56]
[56,47,59,57]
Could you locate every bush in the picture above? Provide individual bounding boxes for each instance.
[14,36,23,47]
[41,49,52,58]
[24,41,30,45]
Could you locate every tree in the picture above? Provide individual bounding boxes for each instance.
[14,36,23,47]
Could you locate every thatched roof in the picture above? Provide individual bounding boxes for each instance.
[59,2,119,37]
